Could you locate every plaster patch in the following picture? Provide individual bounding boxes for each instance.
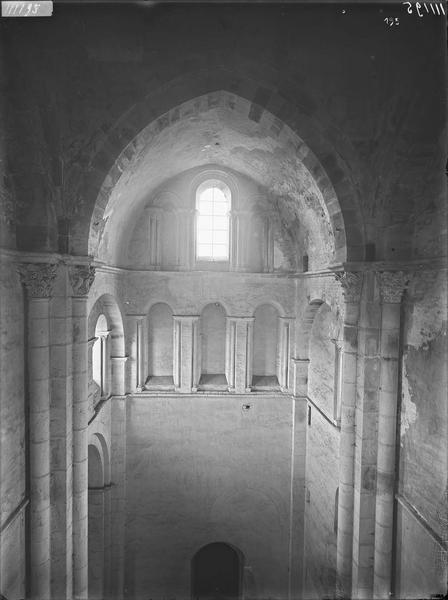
[406,270,447,349]
[400,364,417,442]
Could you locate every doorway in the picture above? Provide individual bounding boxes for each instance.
[191,542,243,600]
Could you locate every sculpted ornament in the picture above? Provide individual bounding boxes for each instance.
[377,271,409,303]
[334,271,363,304]
[69,265,96,296]
[19,263,58,298]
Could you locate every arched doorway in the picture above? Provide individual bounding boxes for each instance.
[191,542,243,600]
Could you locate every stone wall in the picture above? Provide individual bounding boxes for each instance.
[123,393,297,600]
[395,269,448,598]
[303,410,339,599]
[0,259,26,600]
[4,4,445,263]
[303,301,341,598]
[125,166,293,273]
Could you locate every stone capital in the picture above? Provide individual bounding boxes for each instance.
[110,355,129,363]
[18,262,58,298]
[176,207,196,216]
[173,315,200,322]
[145,206,165,217]
[230,209,251,218]
[334,271,363,303]
[376,271,409,303]
[69,264,95,297]
[278,316,294,323]
[226,316,255,323]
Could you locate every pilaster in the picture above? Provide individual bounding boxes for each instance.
[110,395,127,599]
[230,210,251,271]
[125,315,146,392]
[173,316,200,392]
[263,217,275,273]
[177,208,196,270]
[278,317,294,391]
[225,316,254,393]
[290,358,310,398]
[145,207,163,268]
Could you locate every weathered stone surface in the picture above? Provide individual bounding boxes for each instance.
[0,4,446,599]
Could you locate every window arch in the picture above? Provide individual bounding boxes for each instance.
[196,179,231,261]
[92,314,110,398]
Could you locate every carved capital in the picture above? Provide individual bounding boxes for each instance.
[376,271,409,303]
[145,206,165,217]
[19,262,58,298]
[69,265,95,297]
[334,271,363,303]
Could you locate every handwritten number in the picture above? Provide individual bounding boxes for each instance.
[384,16,399,26]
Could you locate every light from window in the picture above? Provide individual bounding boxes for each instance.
[196,181,230,261]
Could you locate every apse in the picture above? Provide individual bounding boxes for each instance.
[89,92,344,271]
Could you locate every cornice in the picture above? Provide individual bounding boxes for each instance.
[330,257,448,273]
[0,248,93,267]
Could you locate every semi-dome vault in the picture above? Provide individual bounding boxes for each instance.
[88,91,364,268]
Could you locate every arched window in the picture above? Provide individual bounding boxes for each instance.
[196,180,231,261]
[92,314,110,398]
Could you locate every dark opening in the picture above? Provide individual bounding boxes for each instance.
[192,542,241,600]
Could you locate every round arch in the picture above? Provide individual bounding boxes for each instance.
[88,438,107,600]
[88,294,125,356]
[252,299,287,319]
[191,541,245,600]
[197,299,230,317]
[296,299,327,360]
[88,431,110,486]
[88,294,125,396]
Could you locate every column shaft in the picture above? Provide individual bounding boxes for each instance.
[173,316,200,392]
[50,289,73,600]
[225,318,236,390]
[69,263,95,600]
[226,317,254,393]
[110,396,127,598]
[28,297,51,599]
[278,318,293,390]
[125,315,144,393]
[373,272,406,599]
[334,272,363,599]
[148,210,162,267]
[19,262,57,600]
[72,295,89,599]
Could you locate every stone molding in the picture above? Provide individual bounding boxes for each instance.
[376,270,409,303]
[18,262,58,298]
[226,316,255,322]
[334,271,363,303]
[144,206,165,216]
[69,264,95,297]
[173,315,200,322]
